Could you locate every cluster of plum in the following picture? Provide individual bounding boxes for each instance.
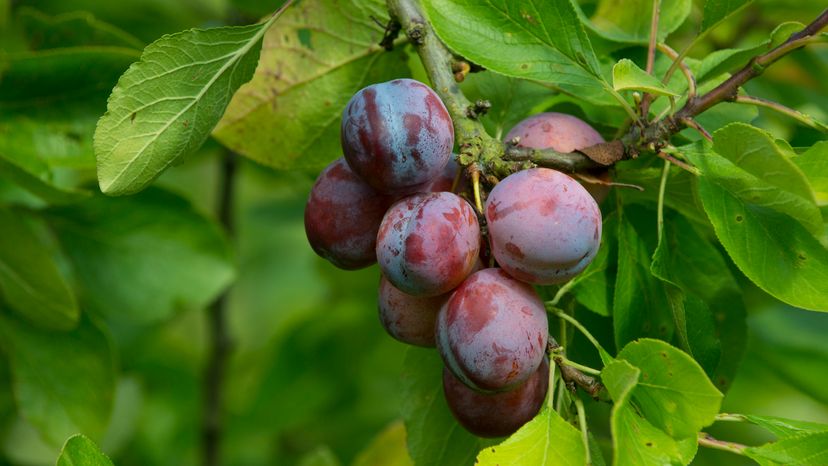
[304,78,604,438]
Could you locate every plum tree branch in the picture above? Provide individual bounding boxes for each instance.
[671,8,828,123]
[387,1,827,179]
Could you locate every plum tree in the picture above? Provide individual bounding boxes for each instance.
[485,168,602,284]
[443,358,549,438]
[436,268,548,392]
[341,78,454,194]
[376,192,480,296]
[377,275,447,347]
[304,157,395,269]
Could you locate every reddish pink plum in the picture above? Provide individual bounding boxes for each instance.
[424,156,465,193]
[436,268,548,392]
[506,112,611,203]
[304,157,394,270]
[505,112,604,153]
[341,79,454,194]
[378,275,448,347]
[486,168,602,284]
[443,358,549,438]
[376,192,480,297]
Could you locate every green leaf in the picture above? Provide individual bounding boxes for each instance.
[579,0,691,44]
[617,339,723,439]
[613,213,673,348]
[602,360,690,466]
[0,313,115,447]
[612,59,680,97]
[213,0,409,170]
[422,0,616,107]
[700,0,753,34]
[45,188,235,324]
[0,208,78,330]
[19,8,143,50]
[745,431,828,466]
[684,144,828,312]
[740,414,828,439]
[794,141,828,206]
[56,434,114,466]
[475,405,586,466]
[401,347,481,466]
[651,214,747,391]
[713,123,815,204]
[94,19,279,195]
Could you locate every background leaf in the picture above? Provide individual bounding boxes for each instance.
[578,0,691,44]
[745,431,828,466]
[701,0,753,34]
[400,348,481,466]
[45,188,235,324]
[213,0,409,171]
[95,21,275,195]
[0,208,78,330]
[0,313,115,447]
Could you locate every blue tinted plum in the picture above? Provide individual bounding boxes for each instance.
[505,112,609,203]
[436,268,548,391]
[505,112,604,153]
[443,358,549,438]
[486,168,601,284]
[304,158,394,269]
[341,79,454,194]
[376,192,480,297]
[378,275,448,347]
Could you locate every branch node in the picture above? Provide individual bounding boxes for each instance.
[466,99,491,119]
[406,21,425,45]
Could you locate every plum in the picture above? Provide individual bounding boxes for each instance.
[376,192,480,297]
[341,79,454,194]
[485,168,602,284]
[505,112,604,153]
[506,112,610,203]
[304,157,394,269]
[378,275,447,347]
[436,268,548,391]
[443,358,549,438]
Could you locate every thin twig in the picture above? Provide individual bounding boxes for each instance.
[657,158,670,239]
[734,95,828,132]
[574,397,592,465]
[203,152,237,466]
[657,43,696,99]
[674,9,828,121]
[639,0,662,117]
[698,432,748,456]
[680,117,713,141]
[656,151,697,175]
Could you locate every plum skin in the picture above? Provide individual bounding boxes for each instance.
[443,358,549,438]
[378,275,448,347]
[436,268,548,392]
[341,78,454,194]
[376,192,480,297]
[505,112,604,153]
[304,157,393,269]
[485,168,602,285]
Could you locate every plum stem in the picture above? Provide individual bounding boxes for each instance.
[638,0,662,118]
[574,396,592,465]
[656,159,670,239]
